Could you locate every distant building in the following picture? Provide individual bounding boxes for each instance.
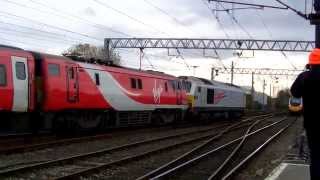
[240,86,268,105]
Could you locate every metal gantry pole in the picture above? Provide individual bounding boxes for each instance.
[262,79,266,110]
[105,39,111,61]
[211,67,215,80]
[139,48,143,71]
[315,0,320,48]
[269,83,272,110]
[251,72,255,110]
[231,61,234,85]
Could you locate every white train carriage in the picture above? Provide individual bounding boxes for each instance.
[180,76,246,119]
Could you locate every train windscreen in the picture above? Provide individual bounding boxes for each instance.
[183,81,192,93]
[290,97,302,106]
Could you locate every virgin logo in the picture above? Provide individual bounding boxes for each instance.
[214,92,226,104]
[153,80,163,104]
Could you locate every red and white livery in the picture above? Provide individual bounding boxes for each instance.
[0,45,188,131]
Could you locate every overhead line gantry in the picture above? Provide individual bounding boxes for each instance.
[212,67,303,76]
[105,38,314,52]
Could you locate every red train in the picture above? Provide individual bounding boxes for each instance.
[0,45,188,132]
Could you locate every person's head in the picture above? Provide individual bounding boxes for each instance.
[308,48,320,69]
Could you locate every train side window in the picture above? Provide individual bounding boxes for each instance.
[181,81,185,90]
[137,79,142,89]
[165,82,168,92]
[95,73,100,86]
[15,62,26,80]
[198,87,201,93]
[170,80,176,91]
[48,64,60,76]
[178,81,182,90]
[207,88,214,104]
[0,65,6,86]
[130,78,137,89]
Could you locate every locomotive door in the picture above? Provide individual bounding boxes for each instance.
[66,65,79,103]
[11,56,29,112]
[176,81,182,105]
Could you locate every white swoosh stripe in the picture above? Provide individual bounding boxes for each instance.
[78,63,187,111]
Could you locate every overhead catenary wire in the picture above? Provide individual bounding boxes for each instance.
[208,0,288,10]
[0,35,52,49]
[200,0,231,69]
[253,5,298,70]
[27,0,131,37]
[143,0,198,35]
[274,0,308,19]
[0,28,80,45]
[92,0,168,36]
[0,11,102,42]
[0,21,89,44]
[216,2,254,39]
[1,0,130,37]
[142,52,156,70]
[201,0,230,39]
[92,0,194,71]
[3,0,199,72]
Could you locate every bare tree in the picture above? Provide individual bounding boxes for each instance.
[63,43,121,65]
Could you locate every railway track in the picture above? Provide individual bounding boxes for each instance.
[0,124,226,155]
[0,133,114,155]
[0,114,273,155]
[140,117,295,180]
[0,114,274,179]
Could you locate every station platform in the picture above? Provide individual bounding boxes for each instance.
[266,130,310,180]
[265,162,310,180]
[265,163,310,180]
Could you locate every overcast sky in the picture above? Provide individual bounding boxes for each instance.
[0,0,315,93]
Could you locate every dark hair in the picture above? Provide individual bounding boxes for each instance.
[309,64,320,70]
[306,64,310,70]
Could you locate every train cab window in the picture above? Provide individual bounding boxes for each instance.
[290,97,301,106]
[0,65,6,86]
[15,62,26,80]
[48,64,60,76]
[165,82,168,92]
[207,88,214,104]
[137,79,142,89]
[197,87,201,93]
[130,78,137,89]
[184,81,192,93]
[95,73,100,86]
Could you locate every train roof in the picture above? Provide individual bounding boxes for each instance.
[0,44,24,50]
[180,76,244,91]
[36,52,178,79]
